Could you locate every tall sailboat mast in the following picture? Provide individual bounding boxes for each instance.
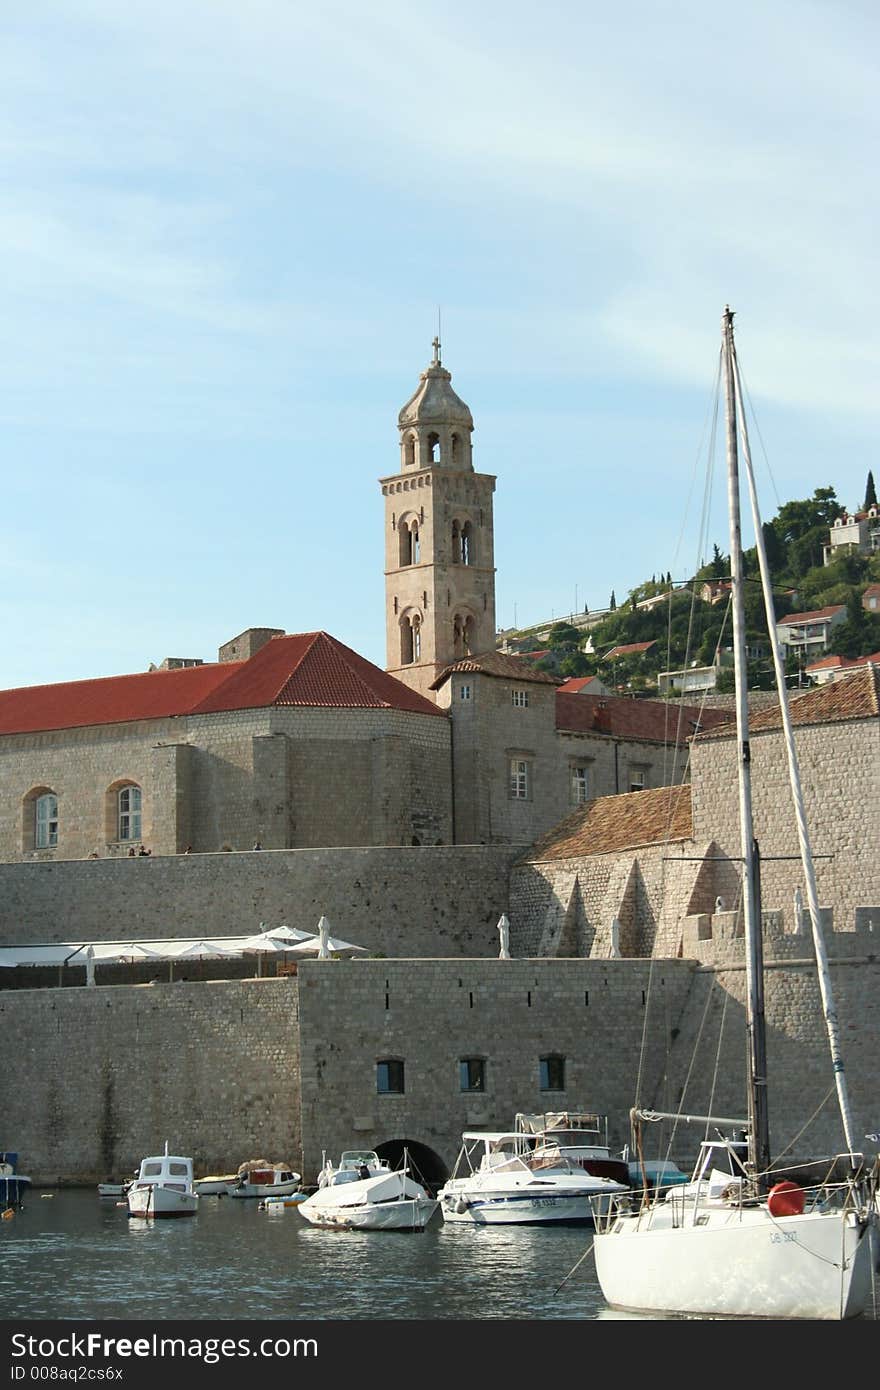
[728,325,859,1160]
[721,306,771,1182]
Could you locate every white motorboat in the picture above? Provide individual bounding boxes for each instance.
[127,1145,199,1219]
[589,307,877,1320]
[297,1150,437,1231]
[97,1175,135,1199]
[193,1172,239,1197]
[515,1111,631,1188]
[229,1160,302,1199]
[438,1131,628,1226]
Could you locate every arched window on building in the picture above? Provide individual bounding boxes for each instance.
[34,791,59,849]
[461,520,474,565]
[398,520,419,566]
[451,432,461,465]
[405,432,416,466]
[427,432,440,463]
[451,520,461,564]
[453,613,475,659]
[412,615,421,661]
[400,616,414,665]
[117,784,142,842]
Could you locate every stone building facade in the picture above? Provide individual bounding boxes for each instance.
[0,343,728,861]
[510,666,880,960]
[0,630,454,861]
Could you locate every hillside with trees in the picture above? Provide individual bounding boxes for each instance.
[518,478,880,695]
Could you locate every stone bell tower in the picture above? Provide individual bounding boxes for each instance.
[380,338,497,700]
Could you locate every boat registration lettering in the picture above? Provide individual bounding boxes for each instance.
[769,1231,798,1244]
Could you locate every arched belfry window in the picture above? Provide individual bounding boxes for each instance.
[453,614,476,659]
[452,520,461,563]
[461,520,474,565]
[405,433,416,466]
[399,519,420,567]
[451,433,461,464]
[400,613,422,665]
[428,432,440,463]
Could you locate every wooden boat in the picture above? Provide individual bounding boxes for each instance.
[127,1144,199,1219]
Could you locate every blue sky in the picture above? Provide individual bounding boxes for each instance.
[2,1,877,689]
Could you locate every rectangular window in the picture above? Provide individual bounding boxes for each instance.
[459,1058,485,1092]
[571,765,589,804]
[509,758,530,799]
[540,1055,566,1091]
[511,688,529,707]
[119,785,142,841]
[376,1059,405,1094]
[459,683,472,701]
[629,768,647,792]
[35,794,59,849]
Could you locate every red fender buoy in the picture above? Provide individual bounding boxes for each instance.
[767,1180,805,1217]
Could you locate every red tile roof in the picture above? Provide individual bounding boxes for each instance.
[805,651,880,673]
[696,664,880,738]
[431,650,560,689]
[603,641,657,659]
[556,675,606,693]
[555,691,729,742]
[0,632,443,736]
[777,604,845,625]
[523,784,693,862]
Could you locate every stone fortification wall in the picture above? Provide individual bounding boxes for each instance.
[5,948,877,1186]
[0,845,520,956]
[510,844,725,959]
[294,948,879,1181]
[0,978,299,1185]
[690,717,880,926]
[295,957,697,1181]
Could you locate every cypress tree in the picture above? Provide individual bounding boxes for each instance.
[865,470,877,510]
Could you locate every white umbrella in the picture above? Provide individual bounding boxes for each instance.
[237,929,311,952]
[266,924,314,943]
[170,940,242,959]
[287,922,366,958]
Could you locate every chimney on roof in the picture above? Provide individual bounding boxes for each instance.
[218,627,285,663]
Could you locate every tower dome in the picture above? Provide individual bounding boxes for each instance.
[397,338,473,471]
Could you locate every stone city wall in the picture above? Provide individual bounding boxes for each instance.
[7,950,876,1187]
[1,978,299,1185]
[0,845,520,956]
[689,717,880,925]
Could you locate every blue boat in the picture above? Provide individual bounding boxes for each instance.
[1,1152,32,1208]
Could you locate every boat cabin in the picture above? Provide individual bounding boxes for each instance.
[133,1153,194,1192]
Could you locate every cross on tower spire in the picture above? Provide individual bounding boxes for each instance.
[432,334,441,365]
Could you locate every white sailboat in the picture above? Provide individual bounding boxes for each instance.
[590,307,878,1320]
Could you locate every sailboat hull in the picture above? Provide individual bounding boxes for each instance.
[592,1204,876,1320]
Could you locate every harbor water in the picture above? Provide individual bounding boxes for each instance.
[6,1188,607,1321]
[4,1187,876,1380]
